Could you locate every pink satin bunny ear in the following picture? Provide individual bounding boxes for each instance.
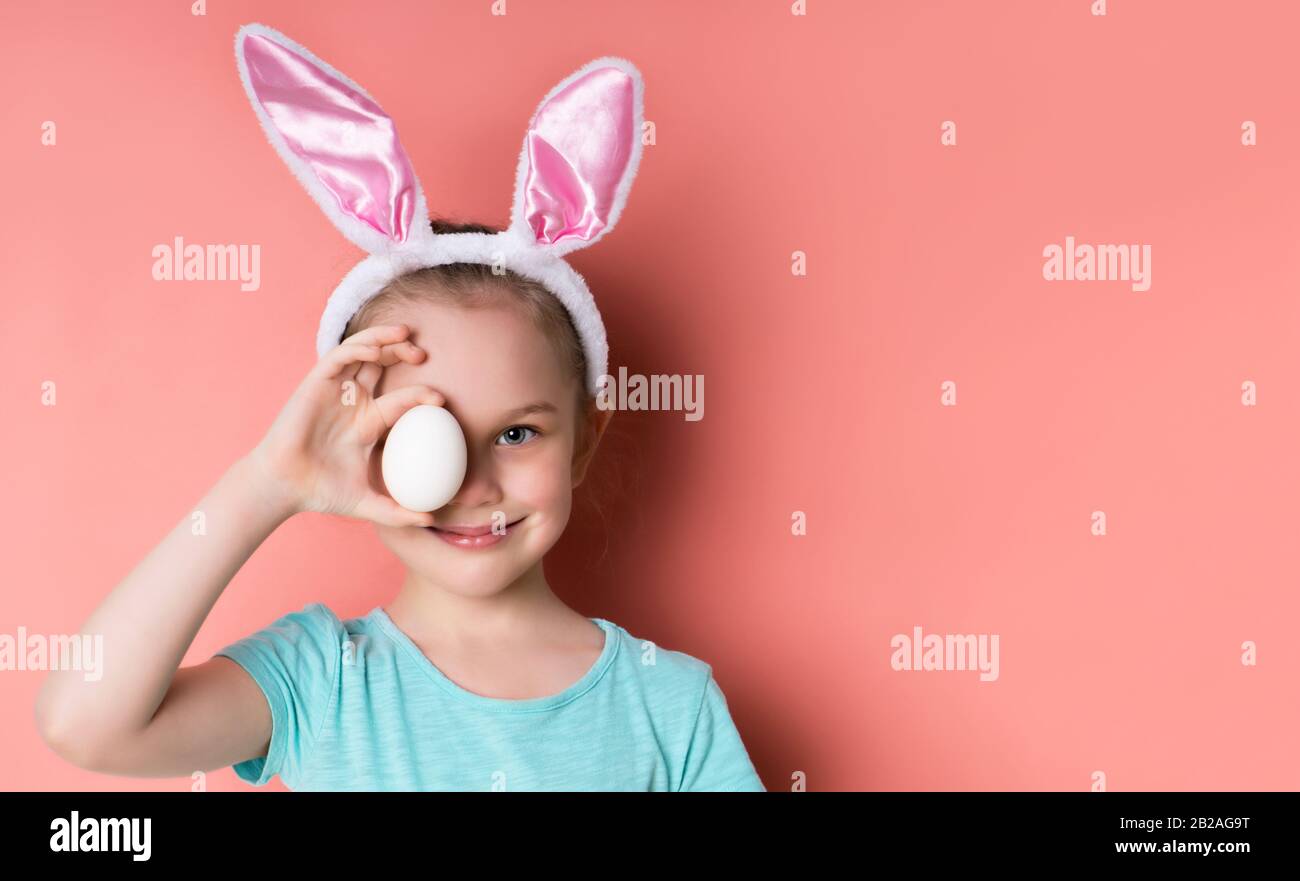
[234,23,432,256]
[508,57,645,257]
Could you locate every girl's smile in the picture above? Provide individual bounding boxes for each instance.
[425,515,526,550]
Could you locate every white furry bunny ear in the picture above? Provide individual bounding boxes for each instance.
[234,23,434,256]
[508,57,645,257]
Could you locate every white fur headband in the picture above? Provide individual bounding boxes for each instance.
[233,22,646,395]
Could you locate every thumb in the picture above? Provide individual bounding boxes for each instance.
[353,491,435,529]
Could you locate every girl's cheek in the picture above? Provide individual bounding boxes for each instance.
[503,453,571,510]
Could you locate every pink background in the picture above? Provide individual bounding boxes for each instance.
[4,0,1299,791]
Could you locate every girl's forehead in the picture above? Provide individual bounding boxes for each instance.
[376,301,570,416]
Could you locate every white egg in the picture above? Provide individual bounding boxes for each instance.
[381,405,467,512]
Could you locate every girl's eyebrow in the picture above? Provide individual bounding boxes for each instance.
[500,402,558,420]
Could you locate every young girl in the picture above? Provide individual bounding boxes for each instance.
[34,25,764,792]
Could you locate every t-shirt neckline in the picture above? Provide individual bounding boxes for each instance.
[369,606,620,713]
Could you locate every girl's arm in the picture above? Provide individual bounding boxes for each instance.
[34,324,442,778]
[34,453,297,776]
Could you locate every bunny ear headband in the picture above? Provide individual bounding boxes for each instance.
[233,22,646,395]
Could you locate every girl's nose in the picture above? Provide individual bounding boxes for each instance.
[445,444,501,509]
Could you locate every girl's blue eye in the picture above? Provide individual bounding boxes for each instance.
[497,425,539,446]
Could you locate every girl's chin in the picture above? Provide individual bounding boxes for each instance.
[420,555,547,597]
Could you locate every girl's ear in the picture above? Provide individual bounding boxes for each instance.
[234,23,434,256]
[508,57,646,258]
[572,404,613,489]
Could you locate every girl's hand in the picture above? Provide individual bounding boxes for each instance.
[247,324,443,527]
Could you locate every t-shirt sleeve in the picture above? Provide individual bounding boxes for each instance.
[212,602,343,787]
[677,669,765,792]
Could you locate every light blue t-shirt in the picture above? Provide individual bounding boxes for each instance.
[213,603,765,792]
